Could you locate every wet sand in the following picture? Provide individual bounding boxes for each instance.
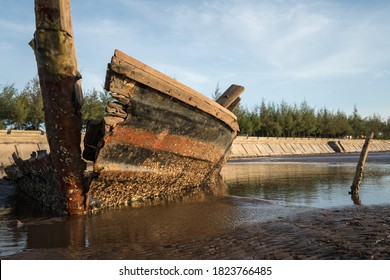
[3,204,390,260]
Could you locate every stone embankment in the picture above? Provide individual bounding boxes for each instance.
[230,136,390,158]
[2,131,390,165]
[0,130,49,166]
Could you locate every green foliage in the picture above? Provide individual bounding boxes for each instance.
[21,77,44,130]
[348,105,366,138]
[0,78,110,131]
[0,77,44,130]
[212,82,222,101]
[1,79,390,139]
[384,118,390,139]
[12,94,29,129]
[234,105,260,136]
[236,100,390,139]
[81,88,111,129]
[0,84,18,129]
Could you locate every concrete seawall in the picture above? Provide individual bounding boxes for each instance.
[0,130,49,166]
[230,136,390,158]
[1,131,390,166]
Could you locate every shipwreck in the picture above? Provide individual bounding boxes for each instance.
[4,0,244,215]
[5,50,244,214]
[83,50,244,209]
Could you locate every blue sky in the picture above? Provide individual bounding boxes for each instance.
[1,0,389,119]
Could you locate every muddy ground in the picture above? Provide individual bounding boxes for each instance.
[3,204,390,260]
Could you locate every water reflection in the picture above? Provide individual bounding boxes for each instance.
[222,160,390,208]
[0,195,296,257]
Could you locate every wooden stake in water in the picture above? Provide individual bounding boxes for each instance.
[350,131,374,196]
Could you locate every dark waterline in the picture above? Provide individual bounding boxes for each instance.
[0,152,389,258]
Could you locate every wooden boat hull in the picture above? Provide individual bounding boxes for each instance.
[85,50,242,208]
[4,49,243,213]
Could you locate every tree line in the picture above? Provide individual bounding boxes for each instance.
[234,100,390,139]
[2,78,390,139]
[0,77,110,131]
[211,83,390,139]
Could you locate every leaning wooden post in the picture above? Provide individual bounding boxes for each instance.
[350,131,374,196]
[29,0,86,214]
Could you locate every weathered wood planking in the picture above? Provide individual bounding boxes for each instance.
[216,84,244,109]
[85,49,244,209]
[29,0,86,214]
[107,49,241,132]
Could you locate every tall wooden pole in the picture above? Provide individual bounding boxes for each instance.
[350,131,374,196]
[29,0,86,215]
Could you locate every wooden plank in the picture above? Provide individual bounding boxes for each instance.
[108,50,240,132]
[105,70,136,98]
[227,97,241,112]
[106,101,127,118]
[34,0,74,37]
[216,84,244,108]
[30,0,86,214]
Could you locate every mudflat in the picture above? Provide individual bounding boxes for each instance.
[3,204,390,260]
[2,153,390,259]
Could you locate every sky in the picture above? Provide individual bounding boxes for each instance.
[1,0,389,119]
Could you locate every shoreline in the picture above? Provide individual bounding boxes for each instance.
[227,151,390,164]
[2,130,390,165]
[231,136,390,158]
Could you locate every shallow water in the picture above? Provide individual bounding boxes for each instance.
[0,194,294,257]
[223,160,390,208]
[0,152,389,258]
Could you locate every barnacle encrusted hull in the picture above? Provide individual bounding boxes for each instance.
[4,151,65,215]
[84,50,243,209]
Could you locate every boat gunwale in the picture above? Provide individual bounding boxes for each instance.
[106,49,240,132]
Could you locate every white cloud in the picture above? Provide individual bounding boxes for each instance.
[195,0,390,81]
